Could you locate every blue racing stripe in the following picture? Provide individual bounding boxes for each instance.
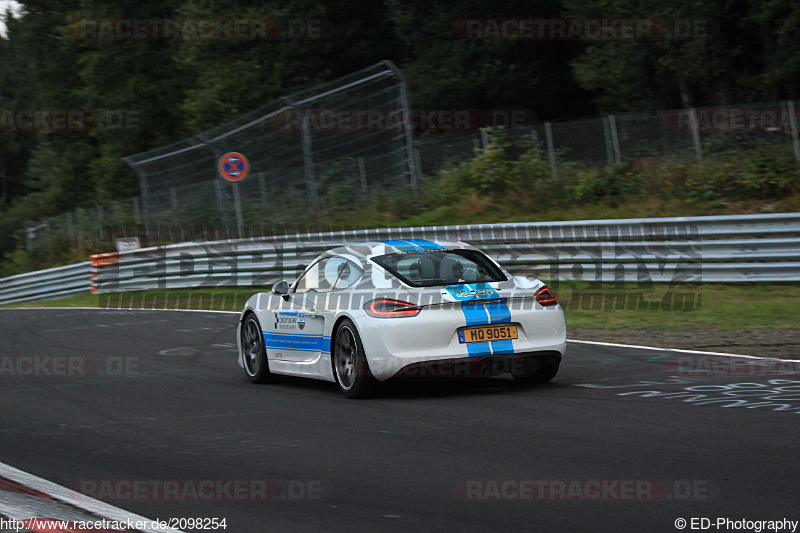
[460,301,492,357]
[458,295,516,357]
[405,239,443,250]
[378,239,422,252]
[486,298,514,355]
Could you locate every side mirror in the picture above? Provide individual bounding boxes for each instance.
[272,280,290,298]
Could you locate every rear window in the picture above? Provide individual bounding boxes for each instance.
[371,249,507,288]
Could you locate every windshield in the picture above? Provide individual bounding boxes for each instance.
[371,249,507,288]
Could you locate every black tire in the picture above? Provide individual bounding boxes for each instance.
[332,319,378,399]
[241,313,277,384]
[513,361,560,385]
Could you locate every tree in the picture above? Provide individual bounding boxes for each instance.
[563,0,776,111]
[385,0,594,119]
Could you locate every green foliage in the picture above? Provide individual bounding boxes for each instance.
[680,149,800,203]
[422,131,642,216]
[1,0,800,275]
[401,129,799,223]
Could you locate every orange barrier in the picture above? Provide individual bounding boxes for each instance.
[89,253,119,267]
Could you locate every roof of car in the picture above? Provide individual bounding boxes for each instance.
[323,239,473,259]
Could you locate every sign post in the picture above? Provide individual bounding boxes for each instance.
[218,152,249,237]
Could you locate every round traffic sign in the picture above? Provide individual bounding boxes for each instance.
[218,152,250,182]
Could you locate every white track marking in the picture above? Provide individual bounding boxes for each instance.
[3,308,796,361]
[568,339,800,363]
[0,462,182,532]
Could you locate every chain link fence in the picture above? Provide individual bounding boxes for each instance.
[22,81,800,252]
[123,61,417,237]
[415,101,800,187]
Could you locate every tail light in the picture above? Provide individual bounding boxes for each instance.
[535,286,558,307]
[364,298,422,318]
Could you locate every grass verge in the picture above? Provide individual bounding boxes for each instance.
[3,283,799,331]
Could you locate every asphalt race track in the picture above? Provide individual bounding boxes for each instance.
[1,309,798,533]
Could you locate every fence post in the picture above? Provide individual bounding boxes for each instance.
[300,114,321,226]
[258,172,267,202]
[689,108,703,162]
[196,135,236,238]
[133,197,141,224]
[383,60,419,195]
[602,117,614,165]
[531,128,540,159]
[140,171,152,243]
[213,179,231,237]
[786,100,800,163]
[231,181,245,237]
[122,157,153,243]
[414,147,423,178]
[66,211,75,248]
[357,157,368,194]
[544,121,558,180]
[608,114,622,163]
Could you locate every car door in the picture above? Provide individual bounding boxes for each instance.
[275,256,362,363]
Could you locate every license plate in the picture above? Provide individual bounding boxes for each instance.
[458,324,518,343]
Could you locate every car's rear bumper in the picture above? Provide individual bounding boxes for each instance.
[358,301,566,381]
[387,350,563,380]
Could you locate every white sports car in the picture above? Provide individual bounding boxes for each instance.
[237,240,566,398]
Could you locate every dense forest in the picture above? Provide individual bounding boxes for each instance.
[1,0,799,266]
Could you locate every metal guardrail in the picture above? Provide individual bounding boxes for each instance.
[2,213,799,305]
[0,262,91,305]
